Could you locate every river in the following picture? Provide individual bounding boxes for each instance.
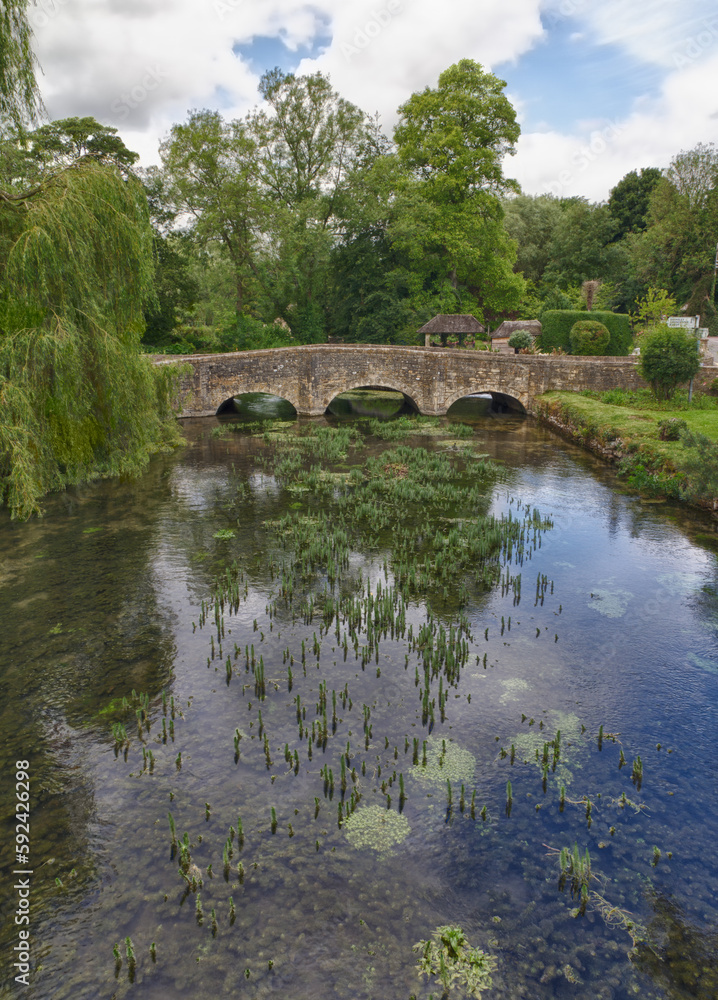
[0,391,717,1000]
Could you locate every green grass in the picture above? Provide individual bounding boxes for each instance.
[537,391,718,503]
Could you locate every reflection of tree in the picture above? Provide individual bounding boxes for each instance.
[635,893,718,1000]
[0,464,179,960]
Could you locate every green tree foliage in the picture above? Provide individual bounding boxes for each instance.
[143,232,199,344]
[159,109,262,316]
[394,59,520,202]
[250,69,374,340]
[627,144,718,317]
[569,319,611,355]
[392,59,524,322]
[637,325,701,399]
[0,119,180,518]
[542,199,624,289]
[0,0,41,125]
[608,168,661,239]
[632,286,677,328]
[502,194,563,285]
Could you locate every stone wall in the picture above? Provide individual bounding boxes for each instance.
[156,345,716,418]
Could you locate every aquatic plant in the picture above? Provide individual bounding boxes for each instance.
[632,755,643,789]
[557,843,592,914]
[413,925,497,998]
[343,804,410,853]
[411,736,476,786]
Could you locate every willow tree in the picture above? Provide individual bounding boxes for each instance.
[1,113,182,517]
[0,0,42,125]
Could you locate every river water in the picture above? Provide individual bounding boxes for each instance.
[1,392,717,1000]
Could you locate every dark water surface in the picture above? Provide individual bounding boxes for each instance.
[1,392,717,1000]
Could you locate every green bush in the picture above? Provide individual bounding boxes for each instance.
[638,325,701,400]
[508,329,533,352]
[657,417,688,441]
[569,320,610,355]
[541,310,632,356]
[679,427,718,498]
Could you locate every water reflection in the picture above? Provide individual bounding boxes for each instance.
[1,393,718,1000]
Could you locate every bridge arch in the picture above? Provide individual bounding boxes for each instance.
[204,382,303,417]
[325,383,420,415]
[444,386,528,415]
[215,391,298,418]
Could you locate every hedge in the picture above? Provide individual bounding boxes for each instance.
[541,310,632,356]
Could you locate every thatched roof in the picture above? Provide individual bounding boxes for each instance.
[418,314,485,334]
[491,320,542,340]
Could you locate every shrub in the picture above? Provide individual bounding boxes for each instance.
[541,310,632,356]
[569,320,610,356]
[508,329,533,352]
[657,418,688,441]
[679,427,718,499]
[638,325,701,400]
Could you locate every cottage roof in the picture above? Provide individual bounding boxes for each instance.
[417,314,485,335]
[491,320,542,340]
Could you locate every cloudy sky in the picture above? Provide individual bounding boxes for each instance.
[28,0,718,201]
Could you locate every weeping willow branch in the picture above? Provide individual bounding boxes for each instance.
[0,158,183,519]
[0,0,43,125]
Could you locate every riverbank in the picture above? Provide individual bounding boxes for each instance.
[535,389,718,511]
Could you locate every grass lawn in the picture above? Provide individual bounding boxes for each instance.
[536,388,718,502]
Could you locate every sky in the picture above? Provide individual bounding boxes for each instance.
[28,0,718,201]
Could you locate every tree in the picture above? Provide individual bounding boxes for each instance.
[608,168,661,239]
[632,287,677,328]
[159,109,262,317]
[541,200,623,290]
[391,60,524,320]
[637,325,701,399]
[394,59,520,202]
[0,0,41,125]
[502,194,563,284]
[679,428,718,500]
[142,231,199,344]
[252,68,368,209]
[249,69,374,340]
[665,143,718,211]
[626,145,718,318]
[1,92,179,516]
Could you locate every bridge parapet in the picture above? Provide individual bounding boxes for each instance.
[156,344,653,417]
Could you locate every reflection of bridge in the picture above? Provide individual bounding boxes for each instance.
[161,344,649,417]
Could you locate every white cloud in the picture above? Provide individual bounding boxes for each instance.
[30,0,545,161]
[295,0,544,124]
[510,48,718,200]
[25,0,718,201]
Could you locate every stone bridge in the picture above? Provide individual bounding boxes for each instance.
[159,344,652,417]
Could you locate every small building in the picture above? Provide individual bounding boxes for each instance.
[490,320,542,354]
[418,314,485,348]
